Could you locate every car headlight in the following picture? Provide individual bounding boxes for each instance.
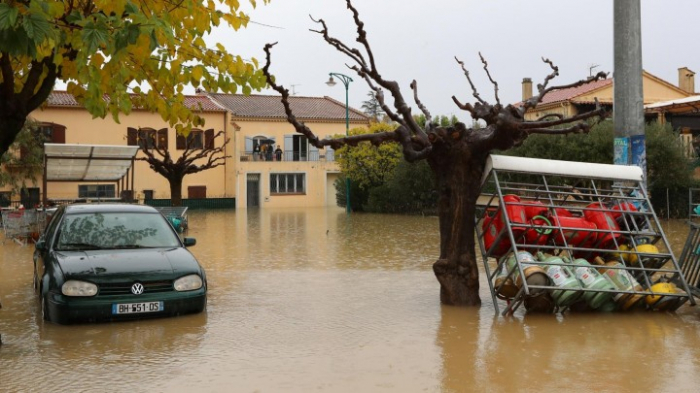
[174,274,203,291]
[62,280,98,297]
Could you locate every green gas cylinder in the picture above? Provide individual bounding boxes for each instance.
[568,257,616,309]
[536,252,582,307]
[505,251,549,296]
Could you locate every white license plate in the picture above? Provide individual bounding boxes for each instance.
[112,301,164,314]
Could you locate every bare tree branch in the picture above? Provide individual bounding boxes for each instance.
[454,56,486,105]
[479,52,500,106]
[308,0,430,146]
[520,58,607,114]
[410,80,432,122]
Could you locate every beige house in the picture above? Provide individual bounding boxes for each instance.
[0,92,369,208]
[519,68,695,120]
[208,93,369,208]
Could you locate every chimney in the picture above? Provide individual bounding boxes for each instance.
[522,78,533,101]
[678,67,695,94]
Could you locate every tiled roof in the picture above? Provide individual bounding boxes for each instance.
[534,78,612,106]
[45,91,226,112]
[208,93,369,121]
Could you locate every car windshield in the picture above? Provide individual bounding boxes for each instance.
[55,212,180,251]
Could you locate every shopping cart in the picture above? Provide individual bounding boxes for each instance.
[1,209,47,246]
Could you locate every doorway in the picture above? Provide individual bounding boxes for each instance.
[247,173,260,208]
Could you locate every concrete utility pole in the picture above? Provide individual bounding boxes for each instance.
[614,0,647,182]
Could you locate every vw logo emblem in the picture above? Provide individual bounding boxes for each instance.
[131,283,144,295]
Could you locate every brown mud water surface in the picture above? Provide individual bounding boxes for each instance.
[2,208,700,392]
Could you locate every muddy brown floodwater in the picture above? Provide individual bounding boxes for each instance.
[2,208,700,392]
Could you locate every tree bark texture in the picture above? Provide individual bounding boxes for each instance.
[169,176,183,207]
[428,139,488,306]
[0,104,28,158]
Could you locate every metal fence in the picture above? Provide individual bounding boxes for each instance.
[240,151,329,162]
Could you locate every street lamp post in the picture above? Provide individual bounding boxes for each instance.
[326,72,353,214]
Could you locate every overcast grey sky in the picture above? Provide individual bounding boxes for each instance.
[218,0,697,122]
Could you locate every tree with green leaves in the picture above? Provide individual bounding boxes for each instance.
[361,90,384,122]
[335,122,402,191]
[0,120,46,203]
[263,0,607,307]
[0,0,268,160]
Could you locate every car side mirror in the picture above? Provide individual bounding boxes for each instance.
[35,239,46,251]
[183,237,196,247]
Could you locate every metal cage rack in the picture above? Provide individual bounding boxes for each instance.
[476,155,695,316]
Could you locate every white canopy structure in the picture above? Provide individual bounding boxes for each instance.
[481,154,644,186]
[43,144,139,204]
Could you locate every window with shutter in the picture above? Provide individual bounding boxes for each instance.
[176,133,186,150]
[138,128,156,149]
[127,127,138,146]
[204,129,214,150]
[51,125,66,143]
[188,130,204,150]
[38,123,66,144]
[157,128,168,149]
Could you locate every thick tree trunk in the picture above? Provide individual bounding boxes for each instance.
[169,177,184,207]
[429,146,488,306]
[0,108,27,159]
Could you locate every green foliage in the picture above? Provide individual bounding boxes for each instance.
[334,174,369,211]
[335,122,402,190]
[0,120,46,194]
[507,120,691,189]
[365,160,437,214]
[506,119,694,217]
[0,0,270,156]
[360,91,384,122]
[413,114,460,128]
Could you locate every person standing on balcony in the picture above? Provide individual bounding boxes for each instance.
[266,143,273,161]
[253,143,261,161]
[275,145,283,161]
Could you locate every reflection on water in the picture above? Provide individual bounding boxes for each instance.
[2,209,700,392]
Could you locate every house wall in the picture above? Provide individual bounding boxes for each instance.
[9,107,228,203]
[231,118,367,208]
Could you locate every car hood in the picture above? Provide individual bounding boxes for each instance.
[56,248,201,282]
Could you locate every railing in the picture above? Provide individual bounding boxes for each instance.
[240,151,333,162]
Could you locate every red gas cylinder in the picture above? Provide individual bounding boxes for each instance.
[550,207,573,218]
[481,195,528,257]
[521,200,548,220]
[523,215,553,248]
[550,215,598,249]
[584,203,622,250]
[610,201,644,230]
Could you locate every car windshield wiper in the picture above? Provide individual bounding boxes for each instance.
[111,244,155,249]
[57,242,105,250]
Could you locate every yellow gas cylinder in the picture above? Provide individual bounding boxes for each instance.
[629,244,659,266]
[610,244,630,263]
[646,282,677,307]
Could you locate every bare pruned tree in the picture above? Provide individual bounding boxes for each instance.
[132,128,229,206]
[262,0,608,306]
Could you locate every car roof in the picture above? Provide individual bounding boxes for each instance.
[63,203,161,215]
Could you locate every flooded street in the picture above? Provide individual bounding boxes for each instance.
[2,208,700,392]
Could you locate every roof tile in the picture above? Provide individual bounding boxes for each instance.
[208,93,368,121]
[45,91,226,112]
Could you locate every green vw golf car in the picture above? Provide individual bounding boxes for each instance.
[33,203,207,324]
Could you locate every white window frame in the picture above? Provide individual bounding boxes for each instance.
[270,173,306,195]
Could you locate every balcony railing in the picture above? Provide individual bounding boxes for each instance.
[240,151,335,162]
